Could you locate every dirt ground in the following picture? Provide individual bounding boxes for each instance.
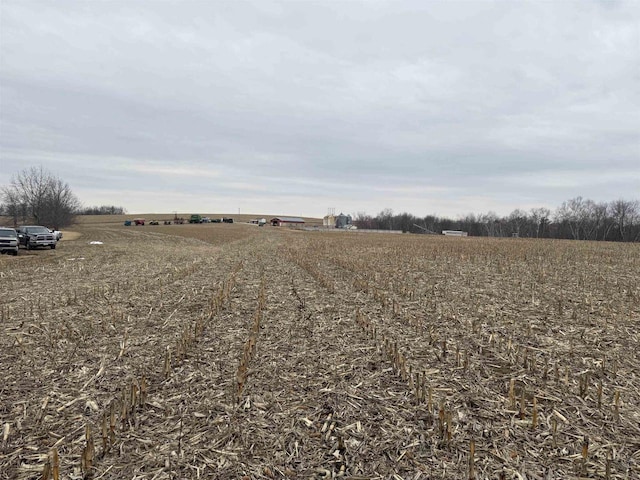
[0,222,638,479]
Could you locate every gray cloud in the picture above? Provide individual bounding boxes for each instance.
[1,0,638,217]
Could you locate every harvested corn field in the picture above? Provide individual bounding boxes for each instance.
[1,221,639,479]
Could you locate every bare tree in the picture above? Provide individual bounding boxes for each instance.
[480,211,500,236]
[529,207,551,238]
[589,201,611,241]
[377,208,394,230]
[352,211,374,229]
[0,187,28,227]
[610,199,639,242]
[459,213,482,236]
[1,166,80,228]
[580,199,599,241]
[555,196,588,240]
[507,209,528,237]
[45,176,81,228]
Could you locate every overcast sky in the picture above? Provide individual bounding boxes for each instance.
[1,1,638,218]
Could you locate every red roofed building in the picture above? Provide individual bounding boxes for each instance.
[271,217,305,227]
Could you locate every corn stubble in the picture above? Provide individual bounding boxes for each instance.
[0,223,638,479]
[315,233,639,478]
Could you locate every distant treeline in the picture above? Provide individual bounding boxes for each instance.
[354,197,640,242]
[77,205,127,215]
[0,203,128,224]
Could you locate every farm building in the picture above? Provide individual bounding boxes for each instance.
[322,214,335,227]
[322,212,353,228]
[442,230,468,237]
[271,217,305,227]
[335,213,353,229]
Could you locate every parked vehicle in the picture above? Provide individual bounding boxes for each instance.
[49,229,63,240]
[149,220,159,225]
[0,227,19,256]
[222,217,234,224]
[189,215,202,224]
[134,218,145,226]
[16,225,57,250]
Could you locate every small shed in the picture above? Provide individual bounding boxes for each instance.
[271,217,305,227]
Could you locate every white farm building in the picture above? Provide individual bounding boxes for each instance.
[442,230,468,237]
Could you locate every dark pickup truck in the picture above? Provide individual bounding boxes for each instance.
[16,225,57,250]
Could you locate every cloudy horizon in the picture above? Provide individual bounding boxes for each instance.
[1,1,638,218]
